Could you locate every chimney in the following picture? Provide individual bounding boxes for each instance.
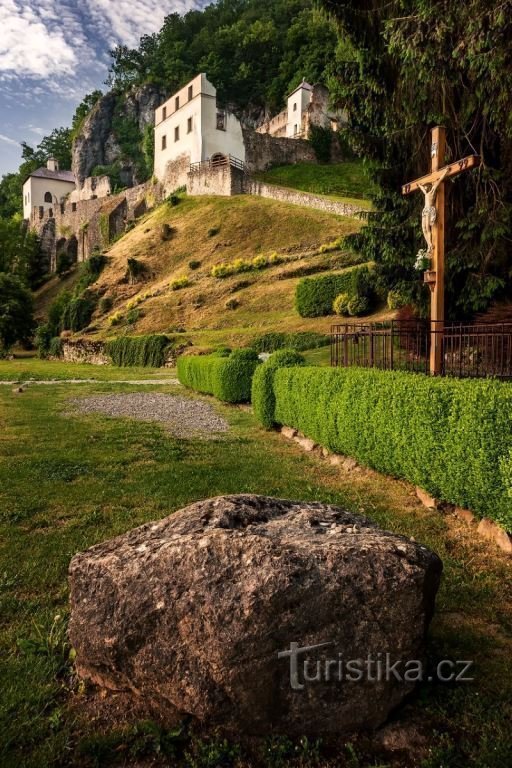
[47,157,59,172]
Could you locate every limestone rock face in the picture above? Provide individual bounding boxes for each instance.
[72,84,167,188]
[69,495,442,735]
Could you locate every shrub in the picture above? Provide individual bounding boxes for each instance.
[35,324,52,358]
[250,332,330,354]
[168,195,180,207]
[126,308,141,324]
[308,125,333,163]
[251,349,306,429]
[56,251,73,276]
[61,295,97,332]
[99,296,113,314]
[347,294,370,316]
[170,276,190,290]
[109,312,124,327]
[177,349,260,403]
[106,335,177,367]
[208,226,220,237]
[225,298,239,310]
[188,260,201,270]
[295,265,375,318]
[126,258,146,284]
[48,337,63,358]
[211,252,286,279]
[264,366,512,529]
[387,287,410,310]
[333,292,351,316]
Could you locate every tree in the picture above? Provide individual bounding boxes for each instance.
[0,218,43,287]
[0,273,34,353]
[323,0,512,318]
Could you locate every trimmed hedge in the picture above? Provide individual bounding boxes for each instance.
[251,350,306,428]
[295,265,374,318]
[250,331,330,354]
[106,335,174,367]
[177,349,260,403]
[263,366,512,529]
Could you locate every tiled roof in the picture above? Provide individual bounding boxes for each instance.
[29,167,76,183]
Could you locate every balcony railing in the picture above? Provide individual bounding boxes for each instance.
[189,155,245,173]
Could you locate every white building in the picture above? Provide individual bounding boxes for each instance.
[153,74,246,187]
[23,158,76,220]
[257,80,344,140]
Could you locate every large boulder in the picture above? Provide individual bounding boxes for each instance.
[69,495,442,735]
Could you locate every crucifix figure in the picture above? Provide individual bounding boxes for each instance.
[402,126,480,375]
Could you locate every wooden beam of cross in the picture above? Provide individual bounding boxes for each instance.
[402,126,480,375]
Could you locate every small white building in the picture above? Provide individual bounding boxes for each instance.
[153,74,246,186]
[258,80,344,140]
[23,158,76,220]
[286,81,314,137]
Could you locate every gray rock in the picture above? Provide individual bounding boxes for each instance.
[69,495,442,735]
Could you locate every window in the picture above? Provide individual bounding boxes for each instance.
[44,191,52,203]
[162,135,167,150]
[216,110,226,131]
[187,117,193,134]
[188,85,193,101]
[294,124,298,135]
[293,102,297,112]
[162,106,167,121]
[175,96,180,110]
[174,126,180,142]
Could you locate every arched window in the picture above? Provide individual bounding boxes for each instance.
[44,192,53,203]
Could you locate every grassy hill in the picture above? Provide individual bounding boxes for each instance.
[70,193,386,350]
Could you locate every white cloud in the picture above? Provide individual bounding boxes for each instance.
[0,0,77,77]
[0,132,19,146]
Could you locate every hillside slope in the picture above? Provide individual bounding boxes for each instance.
[79,194,380,348]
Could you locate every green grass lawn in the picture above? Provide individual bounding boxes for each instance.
[0,357,178,382]
[1,363,511,767]
[254,163,374,208]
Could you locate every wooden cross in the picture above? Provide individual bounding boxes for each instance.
[402,126,480,375]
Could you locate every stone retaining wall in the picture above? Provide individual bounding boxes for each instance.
[61,340,110,365]
[245,179,366,217]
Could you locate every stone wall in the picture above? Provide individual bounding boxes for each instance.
[243,129,317,172]
[245,179,365,217]
[30,179,163,273]
[187,164,245,196]
[256,110,288,138]
[61,339,110,365]
[161,154,191,197]
[69,175,112,203]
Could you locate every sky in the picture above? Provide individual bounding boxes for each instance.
[0,0,208,176]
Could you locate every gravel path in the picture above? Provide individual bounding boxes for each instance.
[67,392,229,439]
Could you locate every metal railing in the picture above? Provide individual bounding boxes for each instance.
[331,321,512,379]
[189,155,246,173]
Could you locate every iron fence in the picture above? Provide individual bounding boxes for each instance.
[331,321,512,379]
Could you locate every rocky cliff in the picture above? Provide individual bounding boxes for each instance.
[72,84,168,190]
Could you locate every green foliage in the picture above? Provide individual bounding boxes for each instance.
[250,331,330,354]
[126,257,146,283]
[251,349,306,429]
[269,366,512,529]
[387,286,410,311]
[126,308,142,324]
[0,273,34,352]
[207,226,220,237]
[308,125,333,163]
[106,335,177,367]
[70,90,102,141]
[99,296,113,314]
[99,213,110,246]
[0,218,44,288]
[254,161,372,202]
[48,337,63,358]
[91,163,123,191]
[61,295,97,332]
[177,349,260,403]
[188,260,201,270]
[108,1,338,119]
[35,324,52,359]
[324,0,512,317]
[225,297,239,310]
[168,194,180,207]
[295,265,375,317]
[332,292,351,316]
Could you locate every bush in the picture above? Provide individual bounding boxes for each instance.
[56,251,73,276]
[347,294,370,316]
[296,265,375,318]
[170,276,190,290]
[168,195,180,207]
[177,349,260,403]
[263,366,512,530]
[99,296,113,314]
[387,286,410,310]
[126,308,141,324]
[106,335,177,367]
[126,258,146,284]
[35,324,52,358]
[225,298,239,310]
[333,292,351,316]
[208,226,220,237]
[61,295,97,332]
[188,260,201,270]
[251,349,306,429]
[48,336,63,358]
[250,332,330,354]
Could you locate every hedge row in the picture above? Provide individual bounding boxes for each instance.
[177,349,260,403]
[263,366,512,530]
[106,335,174,367]
[295,264,374,318]
[251,331,330,354]
[251,350,305,427]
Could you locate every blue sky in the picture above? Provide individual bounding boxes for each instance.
[0,0,207,176]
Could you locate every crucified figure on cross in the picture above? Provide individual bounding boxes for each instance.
[418,168,449,254]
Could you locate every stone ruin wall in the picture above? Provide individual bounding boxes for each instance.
[186,164,245,197]
[31,179,164,273]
